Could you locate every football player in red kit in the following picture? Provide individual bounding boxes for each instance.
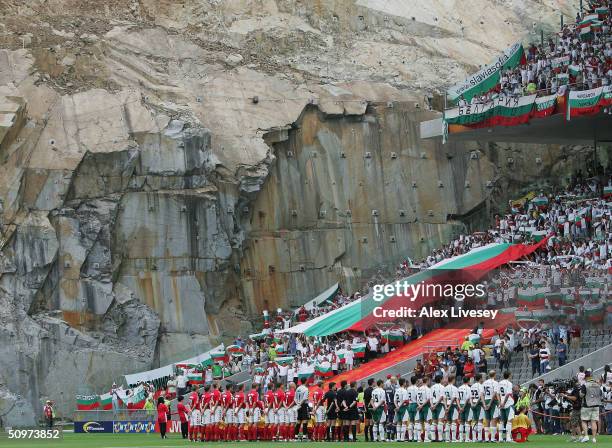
[264,382,276,441]
[284,382,296,441]
[246,384,260,441]
[221,384,235,441]
[312,381,326,441]
[234,384,246,441]
[210,383,222,441]
[201,385,213,441]
[274,383,286,441]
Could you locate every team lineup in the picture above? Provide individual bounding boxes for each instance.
[178,370,518,443]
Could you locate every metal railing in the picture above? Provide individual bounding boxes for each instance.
[521,341,612,387]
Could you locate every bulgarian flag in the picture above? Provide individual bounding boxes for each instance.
[176,363,199,370]
[187,372,204,384]
[445,94,536,129]
[226,345,245,356]
[263,310,270,328]
[531,195,549,207]
[352,343,367,358]
[557,73,569,86]
[76,394,100,411]
[387,329,404,347]
[596,6,609,18]
[99,392,113,410]
[603,186,612,198]
[517,287,547,309]
[567,87,603,120]
[568,65,581,77]
[127,385,147,409]
[275,356,294,366]
[583,302,604,323]
[315,361,334,378]
[591,21,603,32]
[280,240,547,336]
[298,365,315,380]
[533,95,557,118]
[582,13,600,24]
[447,42,525,102]
[211,350,228,363]
[544,291,564,307]
[580,25,593,40]
[530,230,548,242]
[551,56,570,71]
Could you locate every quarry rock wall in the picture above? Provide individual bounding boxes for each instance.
[0,0,587,425]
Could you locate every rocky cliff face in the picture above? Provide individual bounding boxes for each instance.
[0,0,586,425]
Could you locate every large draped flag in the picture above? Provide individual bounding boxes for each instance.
[444,95,537,129]
[566,86,611,120]
[447,42,525,103]
[281,240,547,337]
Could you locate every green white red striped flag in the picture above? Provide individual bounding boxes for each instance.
[211,350,228,363]
[557,73,569,85]
[352,343,367,358]
[99,392,113,410]
[187,372,204,384]
[279,240,547,336]
[591,21,603,32]
[580,25,593,40]
[531,195,549,207]
[444,94,536,129]
[298,365,315,380]
[226,345,245,356]
[583,302,604,323]
[551,56,570,70]
[604,186,612,198]
[275,356,294,366]
[596,6,609,17]
[76,394,100,410]
[315,361,334,378]
[517,287,548,309]
[533,95,557,118]
[568,65,581,77]
[447,42,525,102]
[583,13,600,23]
[126,385,147,409]
[567,87,603,120]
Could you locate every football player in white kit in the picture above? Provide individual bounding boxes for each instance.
[443,375,459,442]
[470,373,485,442]
[371,379,387,442]
[497,371,515,442]
[405,376,419,441]
[416,377,432,442]
[483,370,500,442]
[430,375,446,441]
[457,376,472,442]
[393,378,409,441]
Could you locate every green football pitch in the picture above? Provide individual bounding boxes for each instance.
[1,433,612,448]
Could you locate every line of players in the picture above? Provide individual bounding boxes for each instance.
[184,370,515,442]
[186,380,323,442]
[368,370,516,443]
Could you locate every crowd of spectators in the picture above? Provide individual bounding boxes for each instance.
[457,0,611,107]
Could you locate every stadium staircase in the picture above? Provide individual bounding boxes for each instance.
[489,328,612,386]
[325,313,516,385]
